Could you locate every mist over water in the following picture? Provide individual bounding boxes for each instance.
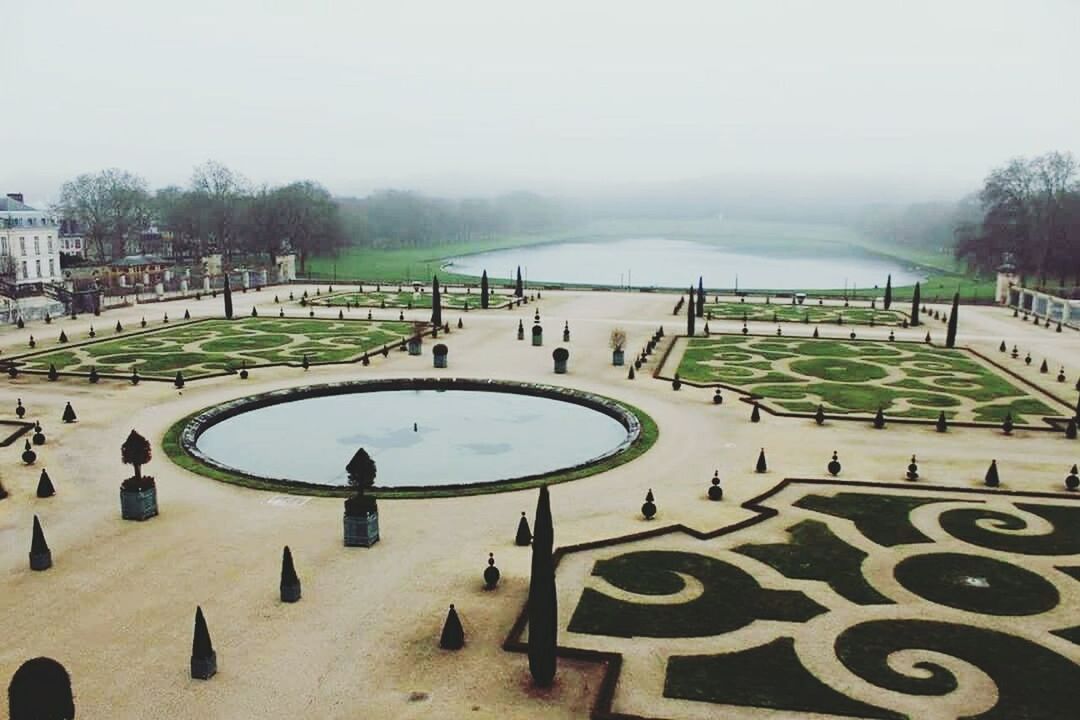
[447,238,924,290]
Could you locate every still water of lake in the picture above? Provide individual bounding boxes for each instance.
[196,389,629,487]
[446,238,924,290]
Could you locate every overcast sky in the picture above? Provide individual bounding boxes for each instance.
[3,0,1077,205]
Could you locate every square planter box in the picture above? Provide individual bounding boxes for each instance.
[612,350,625,366]
[191,651,217,680]
[121,486,158,521]
[433,355,448,368]
[407,340,422,356]
[344,511,380,547]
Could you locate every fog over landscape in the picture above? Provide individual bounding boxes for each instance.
[4,0,1077,207]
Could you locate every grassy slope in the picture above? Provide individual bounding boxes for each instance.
[305,218,993,300]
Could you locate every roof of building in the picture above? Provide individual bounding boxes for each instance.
[0,197,35,212]
[112,254,169,267]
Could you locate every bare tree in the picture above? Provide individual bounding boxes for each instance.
[56,169,150,261]
[190,161,249,263]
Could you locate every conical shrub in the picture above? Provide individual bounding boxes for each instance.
[936,411,948,433]
[1002,413,1013,435]
[515,512,532,546]
[280,546,301,603]
[873,407,885,429]
[750,403,761,423]
[815,405,825,425]
[527,486,557,686]
[984,459,1000,487]
[190,606,217,679]
[36,469,55,498]
[439,604,464,650]
[755,448,767,473]
[29,515,51,571]
[62,402,76,423]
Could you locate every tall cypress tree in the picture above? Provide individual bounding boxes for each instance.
[515,266,524,297]
[480,270,489,309]
[431,276,442,327]
[527,486,557,687]
[910,282,921,327]
[687,286,696,336]
[223,273,234,320]
[945,292,959,348]
[696,277,705,318]
[883,274,892,310]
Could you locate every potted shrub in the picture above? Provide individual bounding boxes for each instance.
[433,343,449,368]
[120,430,158,520]
[610,328,627,366]
[552,347,569,374]
[343,448,379,547]
[532,323,543,346]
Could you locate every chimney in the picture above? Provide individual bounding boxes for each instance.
[6,193,23,203]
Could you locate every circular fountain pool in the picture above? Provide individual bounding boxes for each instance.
[173,379,652,497]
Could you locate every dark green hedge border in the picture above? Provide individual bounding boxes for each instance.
[163,378,658,499]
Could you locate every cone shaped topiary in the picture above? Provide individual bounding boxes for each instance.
[301,354,310,371]
[945,292,959,348]
[439,604,465,650]
[984,459,1000,487]
[1066,418,1078,439]
[280,546,301,602]
[527,486,557,686]
[61,402,76,423]
[911,284,921,327]
[47,364,58,381]
[36,469,55,498]
[1002,413,1013,435]
[815,405,825,425]
[812,327,819,339]
[58,330,67,344]
[515,511,532,546]
[88,367,99,384]
[174,371,184,389]
[755,448,767,473]
[190,606,217,679]
[431,275,442,327]
[29,515,51,571]
[750,403,761,423]
[484,553,501,589]
[936,411,948,433]
[184,309,191,319]
[7,657,75,720]
[672,374,681,390]
[1040,359,1049,373]
[827,451,841,476]
[873,407,885,429]
[627,365,635,380]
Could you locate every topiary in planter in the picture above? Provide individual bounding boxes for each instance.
[532,323,543,346]
[433,343,449,369]
[174,371,185,389]
[936,411,948,433]
[7,656,74,720]
[906,455,919,481]
[641,489,656,520]
[984,459,1000,487]
[708,471,722,501]
[1002,413,1013,435]
[190,606,217,680]
[121,430,157,519]
[47,364,59,382]
[815,405,825,425]
[515,512,532,546]
[22,440,36,465]
[483,553,501,590]
[873,407,885,429]
[439,604,464,650]
[750,402,761,422]
[1067,464,1079,491]
[88,367,99,384]
[552,347,569,374]
[29,515,51,571]
[280,546,301,602]
[672,374,681,391]
[36,469,55,498]
[562,321,570,342]
[755,448,767,473]
[826,451,841,476]
[344,448,379,547]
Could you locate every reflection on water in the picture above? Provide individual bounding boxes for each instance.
[447,237,924,290]
[197,390,628,487]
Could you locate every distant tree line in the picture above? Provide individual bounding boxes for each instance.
[335,190,571,249]
[57,161,346,273]
[955,151,1080,288]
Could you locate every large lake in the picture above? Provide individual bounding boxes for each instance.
[445,238,924,290]
[196,389,629,487]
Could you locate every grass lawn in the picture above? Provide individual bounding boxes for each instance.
[311,289,512,310]
[673,335,1064,424]
[12,317,416,379]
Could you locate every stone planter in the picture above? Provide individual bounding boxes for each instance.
[532,325,543,346]
[344,511,380,547]
[612,349,625,366]
[29,549,52,571]
[407,337,422,356]
[120,486,158,521]
[433,344,448,368]
[280,581,302,603]
[553,348,569,374]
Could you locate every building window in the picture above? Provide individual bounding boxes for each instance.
[75,238,81,249]
[19,237,26,255]
[1,238,6,254]
[34,237,40,254]
[48,258,55,276]
[35,259,42,277]
[47,238,53,253]
[20,261,27,279]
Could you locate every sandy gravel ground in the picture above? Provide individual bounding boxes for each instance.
[0,286,1077,719]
